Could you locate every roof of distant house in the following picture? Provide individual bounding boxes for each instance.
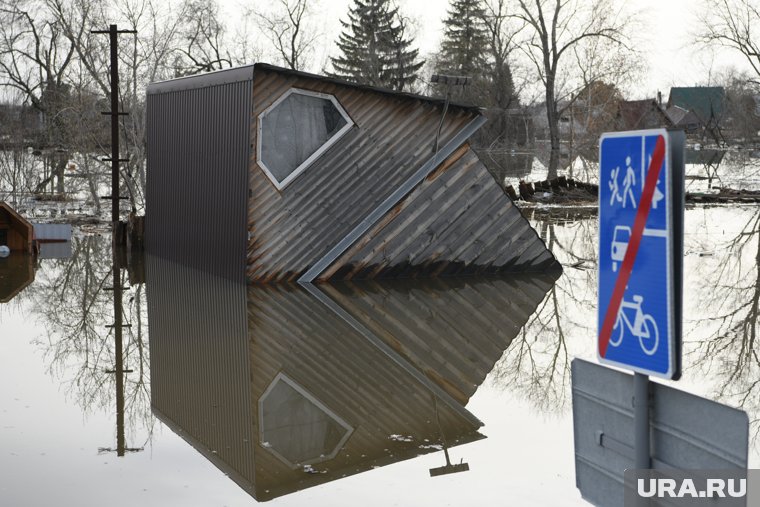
[667,87,725,122]
[616,99,672,130]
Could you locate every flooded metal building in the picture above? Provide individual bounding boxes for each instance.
[146,64,558,282]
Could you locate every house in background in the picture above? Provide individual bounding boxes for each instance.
[667,86,726,142]
[146,64,558,283]
[615,99,673,131]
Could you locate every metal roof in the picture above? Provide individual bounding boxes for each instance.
[668,87,726,123]
[320,144,558,280]
[146,62,481,113]
[616,99,673,131]
[146,65,255,94]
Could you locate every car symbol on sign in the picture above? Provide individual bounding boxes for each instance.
[611,225,631,272]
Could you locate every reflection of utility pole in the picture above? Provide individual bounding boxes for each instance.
[101,257,141,457]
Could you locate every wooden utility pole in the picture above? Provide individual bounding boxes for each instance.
[92,24,136,235]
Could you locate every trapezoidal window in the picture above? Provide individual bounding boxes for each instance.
[257,88,353,190]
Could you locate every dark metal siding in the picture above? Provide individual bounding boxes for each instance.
[146,69,252,281]
[247,66,481,282]
[146,254,255,493]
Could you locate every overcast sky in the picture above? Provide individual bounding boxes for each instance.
[221,0,754,101]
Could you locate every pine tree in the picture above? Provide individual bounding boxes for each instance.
[329,0,424,91]
[436,0,489,79]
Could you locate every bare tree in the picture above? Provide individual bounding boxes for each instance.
[113,0,189,211]
[482,0,520,113]
[25,235,154,445]
[684,208,760,441]
[171,0,232,76]
[253,0,318,71]
[0,93,41,202]
[698,0,760,83]
[45,0,193,212]
[0,0,83,194]
[492,209,597,412]
[512,0,629,178]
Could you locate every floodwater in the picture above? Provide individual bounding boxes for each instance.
[2,203,760,507]
[494,147,760,194]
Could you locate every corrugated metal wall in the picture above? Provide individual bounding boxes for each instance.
[322,144,558,279]
[247,66,482,283]
[146,68,253,281]
[146,254,255,494]
[320,274,558,404]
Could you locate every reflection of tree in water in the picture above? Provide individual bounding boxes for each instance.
[491,211,597,412]
[21,234,152,448]
[685,208,760,440]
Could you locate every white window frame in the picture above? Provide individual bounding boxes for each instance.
[257,88,354,191]
[258,372,354,469]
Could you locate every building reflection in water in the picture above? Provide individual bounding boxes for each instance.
[146,255,558,501]
[0,252,35,303]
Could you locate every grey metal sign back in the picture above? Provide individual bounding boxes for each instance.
[573,358,749,507]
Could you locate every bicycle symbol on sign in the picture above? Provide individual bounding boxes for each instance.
[609,294,659,355]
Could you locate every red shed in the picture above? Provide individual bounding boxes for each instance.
[0,202,34,253]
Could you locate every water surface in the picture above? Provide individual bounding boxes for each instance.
[1,204,759,506]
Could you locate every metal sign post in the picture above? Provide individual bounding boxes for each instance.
[597,128,684,472]
[633,373,650,470]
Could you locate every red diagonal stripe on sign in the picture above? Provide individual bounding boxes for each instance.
[599,135,666,358]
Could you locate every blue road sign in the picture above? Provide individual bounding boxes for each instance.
[598,129,682,379]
